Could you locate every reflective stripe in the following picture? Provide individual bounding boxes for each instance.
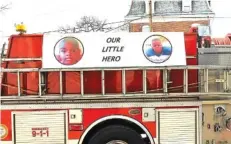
[68,139,79,144]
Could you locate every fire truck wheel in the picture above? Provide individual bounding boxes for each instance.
[88,125,145,144]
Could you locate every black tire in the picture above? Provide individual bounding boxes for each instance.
[88,125,145,144]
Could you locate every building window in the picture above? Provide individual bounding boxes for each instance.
[142,25,150,32]
[182,0,192,12]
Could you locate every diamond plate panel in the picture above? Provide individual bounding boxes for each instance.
[198,48,231,66]
[198,48,231,92]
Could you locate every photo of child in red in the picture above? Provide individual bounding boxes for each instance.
[54,37,83,65]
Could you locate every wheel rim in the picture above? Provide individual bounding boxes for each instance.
[106,140,128,144]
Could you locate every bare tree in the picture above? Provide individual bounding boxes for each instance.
[58,16,113,33]
[0,3,11,13]
[118,22,130,32]
[120,24,129,31]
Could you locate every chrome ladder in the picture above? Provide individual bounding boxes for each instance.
[1,58,231,100]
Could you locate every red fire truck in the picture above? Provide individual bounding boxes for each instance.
[0,29,230,144]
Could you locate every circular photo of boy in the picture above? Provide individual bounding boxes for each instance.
[54,37,84,65]
[143,35,172,64]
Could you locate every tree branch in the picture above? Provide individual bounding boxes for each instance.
[0,4,11,13]
[57,16,112,33]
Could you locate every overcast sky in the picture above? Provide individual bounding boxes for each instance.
[1,0,231,46]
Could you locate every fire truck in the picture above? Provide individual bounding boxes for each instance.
[0,25,231,144]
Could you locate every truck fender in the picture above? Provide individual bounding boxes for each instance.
[78,115,155,144]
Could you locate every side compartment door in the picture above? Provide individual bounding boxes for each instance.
[13,111,67,144]
[157,108,199,144]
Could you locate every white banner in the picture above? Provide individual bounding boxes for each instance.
[42,32,186,68]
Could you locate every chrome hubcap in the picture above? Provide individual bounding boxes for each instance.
[106,140,128,144]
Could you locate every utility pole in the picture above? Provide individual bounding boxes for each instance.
[149,0,153,32]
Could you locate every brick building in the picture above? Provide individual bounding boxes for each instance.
[125,0,215,32]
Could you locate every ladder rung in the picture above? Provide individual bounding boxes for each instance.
[122,69,126,95]
[184,68,188,93]
[60,71,63,96]
[17,71,21,96]
[223,70,230,91]
[204,69,209,93]
[39,71,42,96]
[102,70,105,95]
[143,69,147,94]
[80,71,84,96]
[163,69,168,93]
[1,58,42,61]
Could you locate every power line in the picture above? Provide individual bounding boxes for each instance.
[0,16,148,37]
[1,15,231,38]
[32,19,133,34]
[29,15,231,34]
[0,20,128,38]
[106,15,149,33]
[38,15,148,33]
